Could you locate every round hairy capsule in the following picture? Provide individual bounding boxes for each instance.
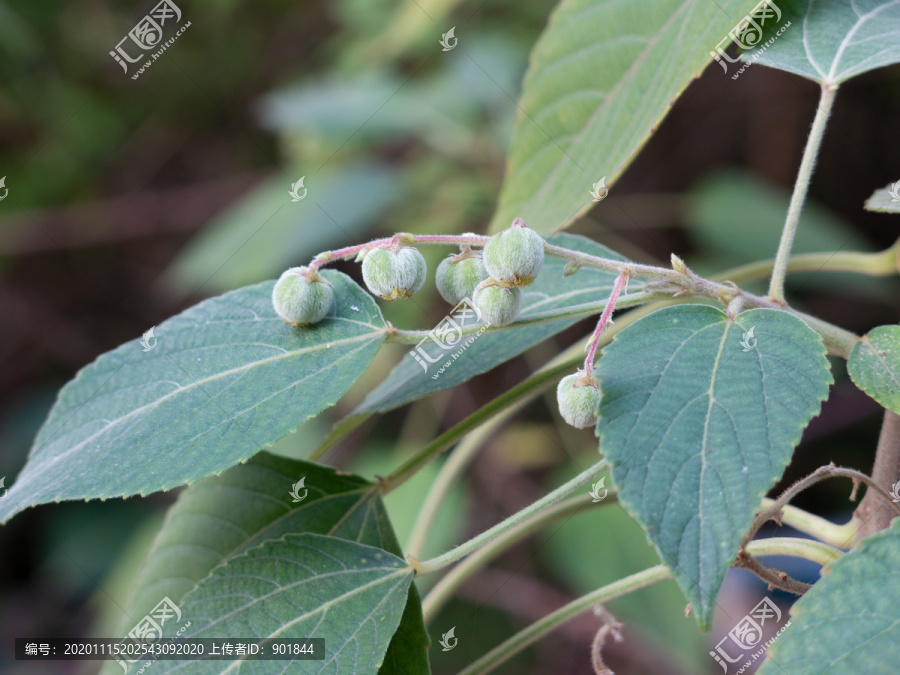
[435,253,489,305]
[556,372,601,429]
[361,246,427,300]
[473,281,522,327]
[272,266,334,326]
[483,219,545,286]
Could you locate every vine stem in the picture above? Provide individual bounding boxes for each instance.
[421,491,610,619]
[760,498,856,549]
[411,460,607,576]
[768,83,838,302]
[584,271,629,377]
[405,410,514,560]
[457,538,839,675]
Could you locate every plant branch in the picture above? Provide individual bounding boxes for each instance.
[457,537,841,674]
[854,409,900,544]
[456,565,671,675]
[721,240,900,285]
[405,414,512,560]
[769,83,838,301]
[412,460,607,576]
[584,272,629,377]
[421,492,614,619]
[760,498,856,549]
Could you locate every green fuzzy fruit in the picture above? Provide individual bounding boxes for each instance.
[272,266,334,326]
[473,281,522,326]
[435,253,489,305]
[483,219,545,286]
[556,372,601,429]
[362,246,427,300]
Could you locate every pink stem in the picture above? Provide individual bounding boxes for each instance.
[309,234,490,270]
[584,272,630,377]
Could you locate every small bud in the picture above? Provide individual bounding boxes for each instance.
[473,280,522,326]
[272,266,334,326]
[671,254,691,276]
[435,253,489,305]
[563,262,581,277]
[556,371,601,429]
[483,219,545,286]
[362,246,427,300]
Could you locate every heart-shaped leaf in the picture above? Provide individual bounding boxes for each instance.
[0,271,386,523]
[488,0,763,234]
[848,325,900,414]
[354,233,634,416]
[597,306,832,628]
[758,519,900,674]
[865,183,900,213]
[752,0,900,85]
[155,534,415,675]
[107,453,428,675]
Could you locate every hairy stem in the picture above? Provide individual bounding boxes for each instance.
[722,240,900,285]
[584,272,630,377]
[457,565,671,675]
[421,492,613,619]
[760,498,856,548]
[854,409,900,544]
[405,415,511,560]
[769,83,838,301]
[412,460,607,576]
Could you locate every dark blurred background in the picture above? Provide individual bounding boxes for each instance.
[1,0,899,673]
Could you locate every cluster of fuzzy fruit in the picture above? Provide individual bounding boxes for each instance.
[271,219,601,429]
[271,220,545,328]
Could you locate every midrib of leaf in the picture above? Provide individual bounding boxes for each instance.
[215,568,411,675]
[35,332,384,469]
[697,320,732,601]
[519,0,688,217]
[824,0,900,83]
[195,564,410,637]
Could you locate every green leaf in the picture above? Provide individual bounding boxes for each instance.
[354,233,634,416]
[753,0,900,85]
[0,271,387,523]
[156,534,415,675]
[162,164,401,297]
[597,306,832,629]
[488,0,762,234]
[848,325,900,413]
[864,183,900,213]
[108,453,428,675]
[758,519,900,674]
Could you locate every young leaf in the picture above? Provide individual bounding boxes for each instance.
[864,183,900,213]
[0,271,387,524]
[154,534,415,675]
[354,234,633,416]
[752,0,900,85]
[488,0,763,234]
[757,519,900,674]
[596,306,832,629]
[848,325,900,414]
[108,453,428,675]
